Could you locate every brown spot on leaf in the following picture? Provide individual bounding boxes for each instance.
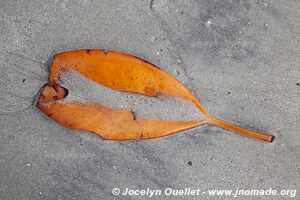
[144,86,157,96]
[129,108,137,121]
[103,49,109,55]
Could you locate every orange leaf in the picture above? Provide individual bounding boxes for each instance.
[36,49,275,142]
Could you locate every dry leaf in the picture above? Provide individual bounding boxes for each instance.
[36,49,274,142]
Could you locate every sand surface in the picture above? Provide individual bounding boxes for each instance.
[0,0,299,199]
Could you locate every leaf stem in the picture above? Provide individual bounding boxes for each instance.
[207,116,275,142]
